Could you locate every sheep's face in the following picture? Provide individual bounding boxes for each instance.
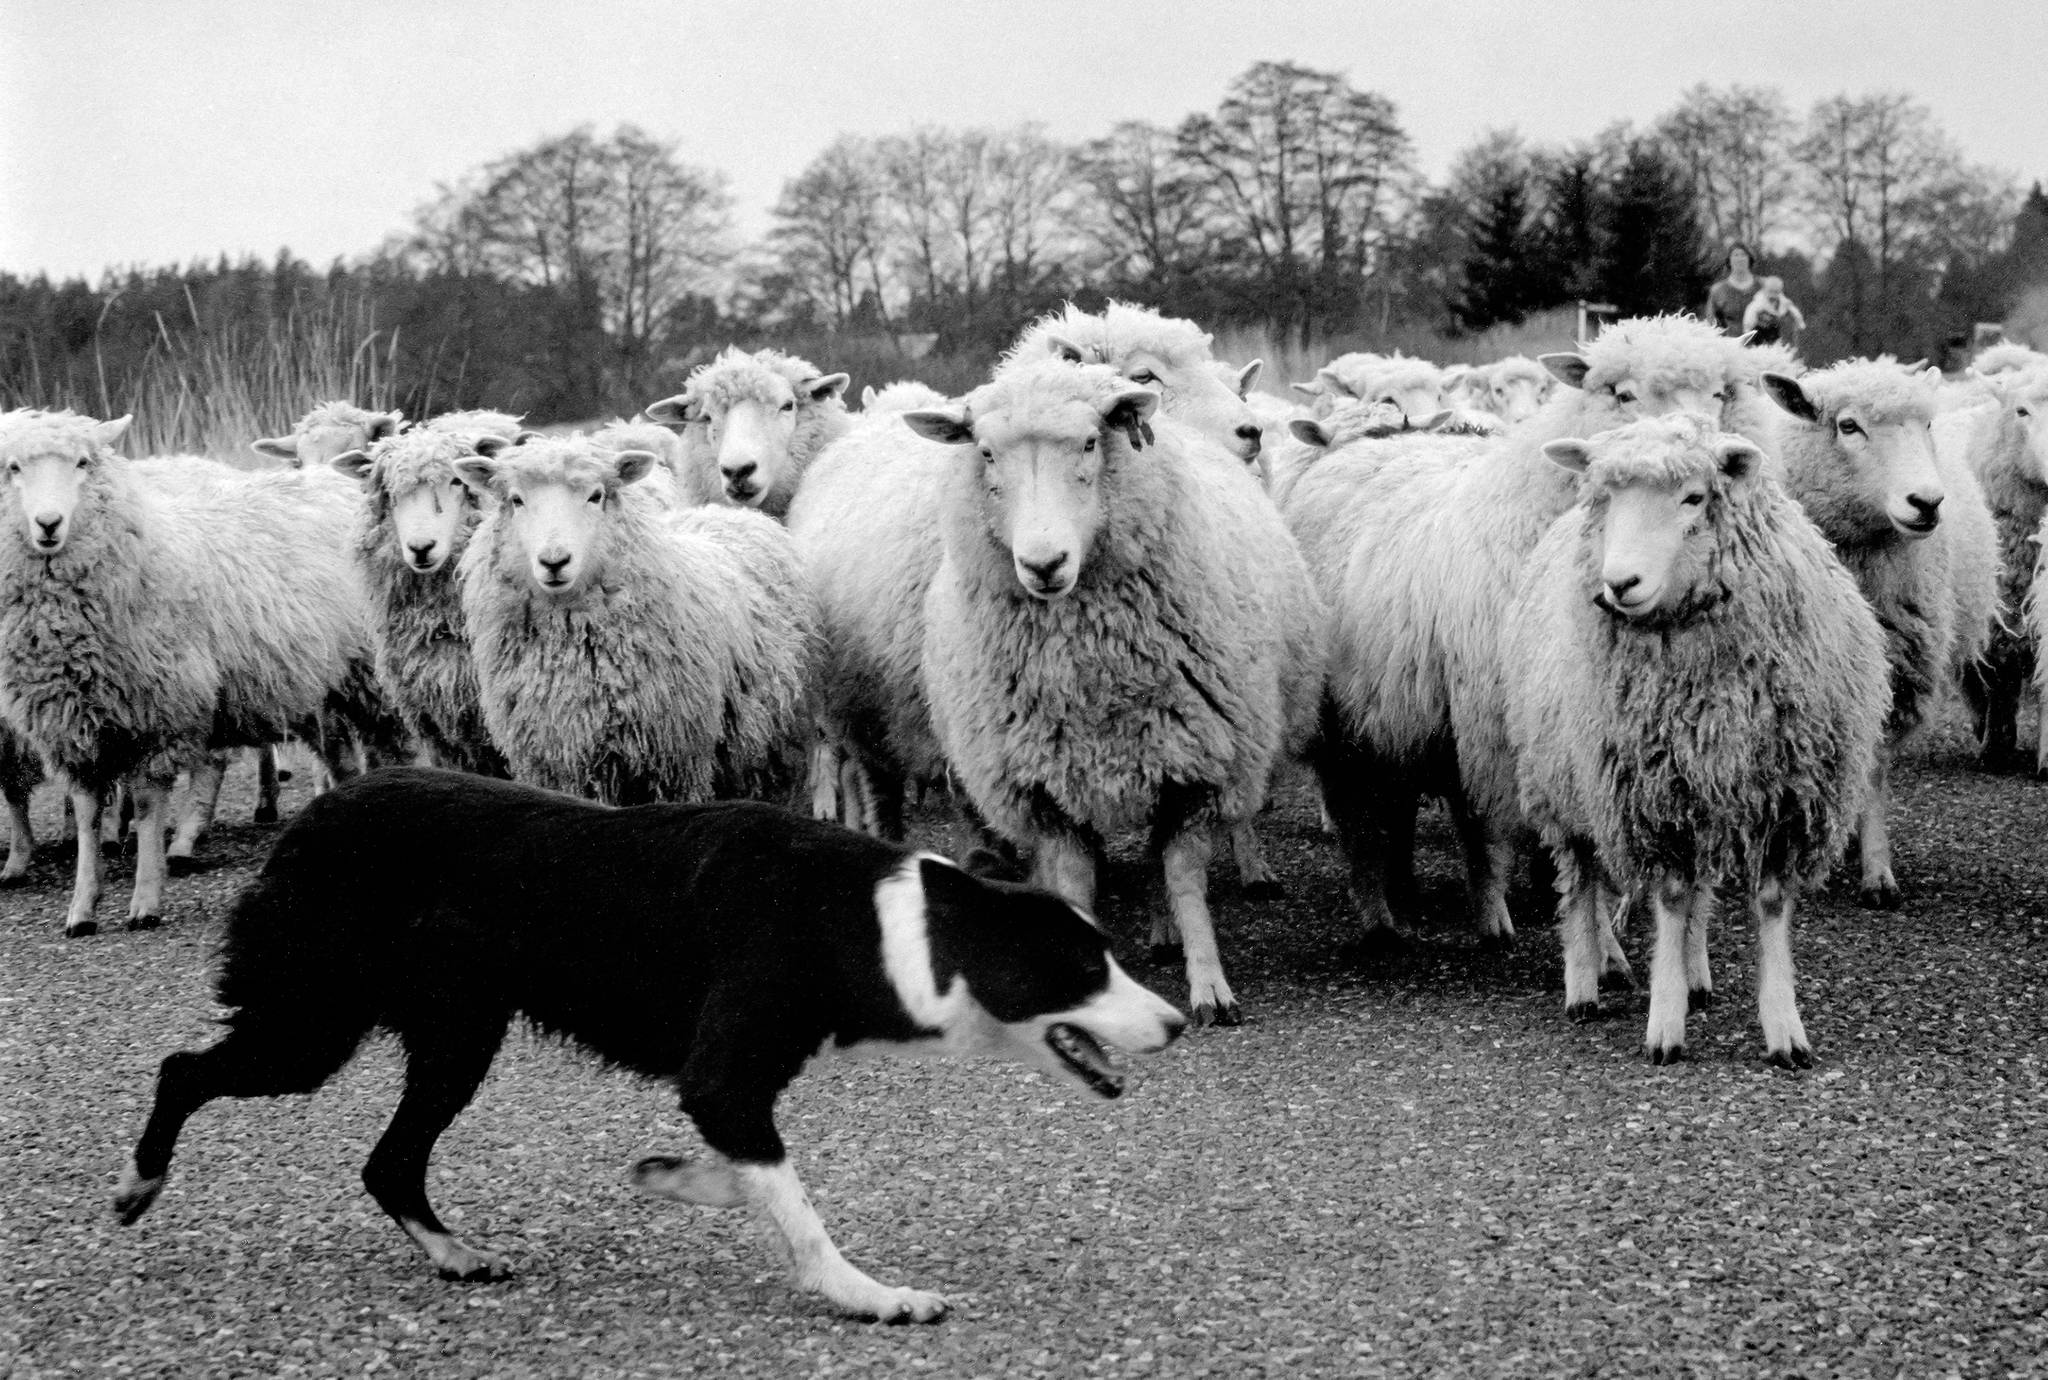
[455,448,658,597]
[389,471,473,574]
[647,371,848,508]
[1542,353,1747,436]
[253,410,401,470]
[1546,427,1762,621]
[2,415,127,556]
[1999,371,2048,483]
[1298,360,1444,424]
[1489,368,1551,424]
[1049,337,1261,465]
[1764,372,1944,542]
[905,384,1158,602]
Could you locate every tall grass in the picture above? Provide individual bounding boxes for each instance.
[1212,307,1585,397]
[29,292,400,466]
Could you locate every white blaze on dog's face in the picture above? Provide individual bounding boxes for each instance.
[1,413,128,556]
[904,383,1158,601]
[867,855,1186,1095]
[455,443,659,597]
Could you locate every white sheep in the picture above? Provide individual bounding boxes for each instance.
[252,400,405,469]
[453,436,817,805]
[587,418,701,507]
[0,411,391,934]
[1939,367,2048,769]
[1267,400,1417,504]
[1477,356,1555,424]
[1292,352,1444,424]
[1,726,40,883]
[861,380,949,415]
[1972,342,2048,378]
[333,428,509,778]
[643,348,851,518]
[1315,316,1784,951]
[1505,416,1887,1065]
[905,361,1324,1026]
[1764,360,2000,908]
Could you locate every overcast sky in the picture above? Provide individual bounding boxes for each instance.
[5,0,2045,281]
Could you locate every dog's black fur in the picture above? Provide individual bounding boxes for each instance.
[113,767,1183,1321]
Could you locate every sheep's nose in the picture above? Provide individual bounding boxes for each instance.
[1019,552,1070,586]
[538,551,572,579]
[1906,493,1943,521]
[1235,423,1262,445]
[722,461,757,482]
[33,512,61,536]
[407,540,438,564]
[1605,573,1642,602]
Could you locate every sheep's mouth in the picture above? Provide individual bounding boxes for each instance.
[1893,516,1939,538]
[1047,1024,1123,1099]
[724,481,762,504]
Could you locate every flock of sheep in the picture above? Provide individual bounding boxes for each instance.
[4,307,2047,1067]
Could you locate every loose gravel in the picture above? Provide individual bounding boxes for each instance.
[3,722,2045,1378]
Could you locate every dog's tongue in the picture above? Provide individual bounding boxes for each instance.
[1047,1024,1124,1098]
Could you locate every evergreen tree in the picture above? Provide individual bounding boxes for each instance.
[1598,141,1709,316]
[1454,176,1538,330]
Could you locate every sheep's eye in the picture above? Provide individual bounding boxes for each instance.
[449,476,464,487]
[510,494,524,507]
[1083,435,1097,453]
[5,462,17,476]
[1614,387,1638,404]
[587,490,603,505]
[1712,388,1731,403]
[779,400,795,413]
[979,446,995,462]
[1837,419,1863,437]
[1681,492,1707,508]
[76,457,89,469]
[1129,370,1159,385]
[2019,406,2033,419]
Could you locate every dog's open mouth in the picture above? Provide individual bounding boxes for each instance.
[1047,1023,1123,1098]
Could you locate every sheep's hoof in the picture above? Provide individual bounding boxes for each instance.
[1644,1042,1686,1066]
[1241,878,1285,901]
[0,868,29,889]
[165,855,201,878]
[1564,999,1604,1024]
[1856,880,1902,911]
[65,919,98,938]
[1688,987,1716,1013]
[125,912,161,932]
[1148,942,1184,967]
[1598,965,1637,993]
[1767,1044,1815,1071]
[252,804,280,826]
[1192,1000,1242,1029]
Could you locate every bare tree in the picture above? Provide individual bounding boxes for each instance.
[772,135,895,332]
[1072,120,1214,288]
[1657,85,1795,252]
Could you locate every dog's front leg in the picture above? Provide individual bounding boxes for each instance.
[738,1159,948,1324]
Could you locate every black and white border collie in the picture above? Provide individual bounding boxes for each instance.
[113,768,1184,1323]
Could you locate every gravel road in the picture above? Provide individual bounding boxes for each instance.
[3,723,2045,1378]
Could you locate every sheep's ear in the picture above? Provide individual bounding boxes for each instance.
[1288,418,1334,448]
[1289,380,1322,399]
[1415,410,1456,432]
[252,435,298,459]
[1542,438,1593,473]
[1716,438,1764,482]
[452,457,501,495]
[902,407,975,445]
[1918,365,1944,386]
[369,412,404,442]
[860,385,878,410]
[1762,373,1819,423]
[803,373,850,403]
[513,429,544,445]
[1314,366,1357,399]
[612,450,659,486]
[1236,359,1264,397]
[330,449,374,481]
[643,394,697,427]
[473,434,517,459]
[90,414,133,450]
[1899,358,1927,373]
[1103,385,1159,451]
[1045,335,1087,365]
[1540,354,1590,390]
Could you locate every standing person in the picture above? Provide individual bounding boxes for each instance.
[1742,276,1807,349]
[1706,243,1759,336]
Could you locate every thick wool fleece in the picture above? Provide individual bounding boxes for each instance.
[1774,359,1999,740]
[1508,417,1887,890]
[1003,301,1218,377]
[1943,372,2048,710]
[864,381,948,414]
[458,443,817,805]
[1310,353,1443,414]
[591,420,700,507]
[1322,315,1784,827]
[920,364,1323,841]
[424,409,526,442]
[0,414,381,790]
[677,348,852,519]
[348,430,505,776]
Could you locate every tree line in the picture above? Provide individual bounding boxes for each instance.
[3,64,2045,429]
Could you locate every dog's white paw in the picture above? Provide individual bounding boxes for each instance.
[857,1285,949,1324]
[430,1240,510,1282]
[112,1162,164,1225]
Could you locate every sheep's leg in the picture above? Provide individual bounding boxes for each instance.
[1556,843,1604,1021]
[126,776,174,930]
[1597,881,1637,991]
[65,782,104,937]
[1030,830,1097,914]
[1643,874,1697,1064]
[1229,820,1282,897]
[1753,873,1813,1068]
[102,781,130,855]
[1451,798,1517,946]
[254,744,283,825]
[1855,750,1900,910]
[807,736,840,824]
[838,756,874,835]
[1309,716,1404,948]
[1161,819,1237,1028]
[168,753,227,871]
[2035,687,2048,778]
[1,777,32,884]
[1685,891,1715,1012]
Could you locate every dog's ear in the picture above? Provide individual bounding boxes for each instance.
[957,847,1025,884]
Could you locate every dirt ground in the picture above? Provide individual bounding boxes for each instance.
[3,717,2044,1378]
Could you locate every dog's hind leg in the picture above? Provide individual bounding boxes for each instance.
[115,1016,368,1225]
[363,1017,510,1282]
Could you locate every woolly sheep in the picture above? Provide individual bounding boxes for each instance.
[1477,356,1555,424]
[1505,416,1886,1065]
[1315,316,1783,949]
[333,428,510,778]
[588,418,702,507]
[861,380,949,415]
[1972,342,2048,378]
[1939,368,2048,769]
[1441,364,1488,411]
[1004,302,1265,465]
[252,400,404,469]
[1267,400,1417,504]
[1765,360,2000,908]
[905,361,1323,1026]
[1293,352,1444,423]
[1,726,40,883]
[453,436,816,805]
[643,347,851,518]
[0,410,391,934]
[424,409,527,443]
